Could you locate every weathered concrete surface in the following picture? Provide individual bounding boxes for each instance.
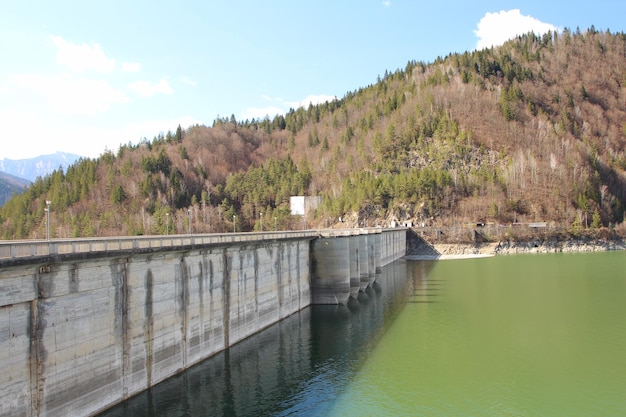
[381,228,406,266]
[0,239,310,417]
[0,272,34,417]
[358,235,369,291]
[0,229,406,417]
[310,229,406,305]
[349,238,360,298]
[310,237,351,304]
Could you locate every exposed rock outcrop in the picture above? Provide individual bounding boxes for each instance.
[493,238,626,254]
[407,226,625,258]
[428,238,625,256]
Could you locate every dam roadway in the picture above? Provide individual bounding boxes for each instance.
[0,228,406,417]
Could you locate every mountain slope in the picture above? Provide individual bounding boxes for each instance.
[1,28,625,239]
[0,171,30,207]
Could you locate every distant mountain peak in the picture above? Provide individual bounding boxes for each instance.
[0,152,83,182]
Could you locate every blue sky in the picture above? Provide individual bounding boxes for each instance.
[1,0,625,160]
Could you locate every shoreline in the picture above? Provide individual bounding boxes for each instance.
[405,253,494,260]
[406,239,625,260]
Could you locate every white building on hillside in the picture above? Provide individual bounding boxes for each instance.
[290,196,321,216]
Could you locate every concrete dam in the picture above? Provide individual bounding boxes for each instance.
[0,228,406,417]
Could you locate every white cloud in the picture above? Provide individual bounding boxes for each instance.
[121,62,141,72]
[119,116,201,142]
[3,37,144,117]
[12,73,129,115]
[0,110,54,159]
[287,94,337,109]
[180,76,198,87]
[83,115,203,157]
[241,106,286,121]
[50,35,116,72]
[474,9,558,50]
[128,78,173,97]
[0,111,202,159]
[242,94,338,120]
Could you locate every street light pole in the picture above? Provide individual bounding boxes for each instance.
[166,213,169,235]
[45,200,51,240]
[188,209,192,235]
[260,212,263,232]
[233,215,236,233]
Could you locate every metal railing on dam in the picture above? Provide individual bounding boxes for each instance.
[0,228,389,264]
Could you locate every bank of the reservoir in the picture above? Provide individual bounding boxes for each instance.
[432,238,625,257]
[406,227,625,258]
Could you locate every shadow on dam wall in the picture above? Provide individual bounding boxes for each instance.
[0,228,407,417]
[97,259,414,417]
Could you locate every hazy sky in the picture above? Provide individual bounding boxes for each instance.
[1,0,624,159]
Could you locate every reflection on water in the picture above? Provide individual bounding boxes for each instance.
[100,252,626,417]
[330,251,626,417]
[98,259,427,417]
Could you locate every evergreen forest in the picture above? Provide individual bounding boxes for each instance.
[2,28,626,240]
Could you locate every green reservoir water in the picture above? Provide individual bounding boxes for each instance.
[331,251,626,417]
[100,251,626,417]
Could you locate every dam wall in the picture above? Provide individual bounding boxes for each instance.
[310,228,406,304]
[0,228,406,417]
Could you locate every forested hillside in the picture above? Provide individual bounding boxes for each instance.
[1,28,625,239]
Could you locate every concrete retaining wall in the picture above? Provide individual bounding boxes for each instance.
[0,239,310,417]
[310,228,406,305]
[0,229,406,417]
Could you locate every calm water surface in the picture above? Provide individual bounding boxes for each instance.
[100,251,626,416]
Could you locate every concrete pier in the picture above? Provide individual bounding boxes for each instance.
[309,237,351,304]
[309,228,406,305]
[349,238,360,298]
[0,228,406,417]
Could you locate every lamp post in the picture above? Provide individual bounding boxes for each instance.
[45,200,51,240]
[260,212,263,233]
[188,209,192,235]
[233,215,236,233]
[166,213,170,235]
[274,216,277,231]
